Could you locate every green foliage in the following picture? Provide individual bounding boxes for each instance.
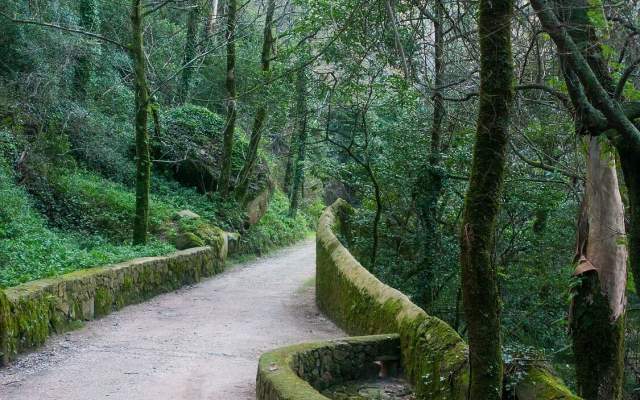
[241,190,312,255]
[0,159,172,288]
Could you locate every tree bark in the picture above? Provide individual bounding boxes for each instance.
[235,0,276,201]
[74,0,99,98]
[179,1,199,103]
[204,0,219,39]
[459,0,514,397]
[571,137,627,400]
[415,0,445,309]
[131,0,151,245]
[219,0,237,197]
[534,3,629,397]
[288,67,308,218]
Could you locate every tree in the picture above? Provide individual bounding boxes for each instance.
[74,0,100,98]
[530,0,633,397]
[235,0,276,201]
[288,66,308,217]
[179,1,200,103]
[219,0,237,197]
[459,0,514,398]
[131,0,152,245]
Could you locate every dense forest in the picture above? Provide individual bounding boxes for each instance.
[0,0,639,398]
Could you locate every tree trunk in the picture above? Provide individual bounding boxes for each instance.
[288,68,308,218]
[283,135,295,196]
[179,2,199,103]
[131,0,151,245]
[571,137,627,400]
[459,0,514,397]
[204,0,219,39]
[619,148,640,296]
[219,0,237,197]
[74,0,99,98]
[415,0,445,309]
[546,3,629,398]
[235,0,276,201]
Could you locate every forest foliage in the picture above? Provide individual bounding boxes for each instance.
[0,0,639,398]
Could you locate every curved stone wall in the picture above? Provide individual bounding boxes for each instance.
[314,199,580,400]
[256,334,400,400]
[316,199,468,400]
[0,245,224,365]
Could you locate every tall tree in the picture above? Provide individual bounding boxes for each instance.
[74,0,99,98]
[235,0,276,201]
[459,0,514,398]
[219,0,237,196]
[414,0,446,309]
[131,0,152,245]
[179,1,200,103]
[531,0,631,397]
[204,0,219,39]
[288,67,308,217]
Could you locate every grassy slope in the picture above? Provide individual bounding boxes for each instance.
[0,162,315,287]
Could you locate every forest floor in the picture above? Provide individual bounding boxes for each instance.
[0,240,343,400]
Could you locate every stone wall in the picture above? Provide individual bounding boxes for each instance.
[256,334,400,400]
[316,199,580,400]
[0,245,224,365]
[316,199,468,400]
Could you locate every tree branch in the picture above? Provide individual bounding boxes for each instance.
[0,12,128,50]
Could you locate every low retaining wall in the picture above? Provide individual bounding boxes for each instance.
[0,245,224,365]
[315,199,579,400]
[316,199,468,400]
[256,334,400,400]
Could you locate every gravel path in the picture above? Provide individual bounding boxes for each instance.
[0,240,343,400]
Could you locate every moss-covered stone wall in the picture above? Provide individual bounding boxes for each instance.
[316,199,468,400]
[256,334,400,400]
[315,199,580,400]
[0,245,224,365]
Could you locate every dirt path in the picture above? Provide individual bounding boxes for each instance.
[0,240,343,400]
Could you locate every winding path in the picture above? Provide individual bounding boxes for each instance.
[0,240,342,399]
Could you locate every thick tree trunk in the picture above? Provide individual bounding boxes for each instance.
[179,2,199,103]
[131,0,151,245]
[459,0,514,397]
[288,68,308,218]
[219,0,237,197]
[235,0,276,201]
[571,137,627,400]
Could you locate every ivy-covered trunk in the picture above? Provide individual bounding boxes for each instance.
[235,0,276,201]
[74,0,99,98]
[289,67,308,218]
[459,0,514,397]
[571,137,627,400]
[219,0,237,197]
[131,0,151,245]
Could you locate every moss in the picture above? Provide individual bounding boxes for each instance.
[515,365,581,400]
[316,200,469,400]
[0,246,225,364]
[257,335,400,400]
[570,272,625,399]
[94,287,113,317]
